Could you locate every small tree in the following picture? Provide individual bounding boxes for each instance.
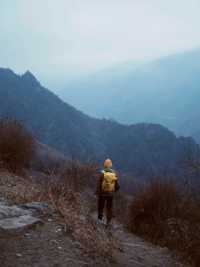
[0,119,35,172]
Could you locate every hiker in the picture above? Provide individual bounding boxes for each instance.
[96,159,120,225]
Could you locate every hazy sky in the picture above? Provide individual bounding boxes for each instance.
[1,0,200,88]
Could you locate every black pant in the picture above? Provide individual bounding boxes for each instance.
[98,195,113,223]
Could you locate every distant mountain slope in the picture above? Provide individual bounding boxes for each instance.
[58,49,200,143]
[0,67,199,177]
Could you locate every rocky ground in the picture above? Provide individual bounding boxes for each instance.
[0,201,95,267]
[0,171,189,267]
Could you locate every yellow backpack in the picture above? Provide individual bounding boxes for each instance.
[101,171,117,193]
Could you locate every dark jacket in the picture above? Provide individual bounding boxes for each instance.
[96,168,120,196]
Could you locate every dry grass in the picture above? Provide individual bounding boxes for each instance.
[48,185,117,261]
[129,179,200,266]
[46,161,118,262]
[56,160,97,191]
[0,171,46,204]
[0,119,35,173]
[0,160,118,263]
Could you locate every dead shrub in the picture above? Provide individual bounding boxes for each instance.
[0,119,35,172]
[129,179,200,266]
[47,164,118,263]
[129,180,180,239]
[0,159,118,263]
[54,160,98,192]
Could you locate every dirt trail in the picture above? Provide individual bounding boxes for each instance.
[0,211,188,267]
[113,223,186,267]
[0,173,188,267]
[0,209,189,267]
[89,212,187,267]
[0,214,93,267]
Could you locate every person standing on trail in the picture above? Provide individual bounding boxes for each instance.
[96,159,120,225]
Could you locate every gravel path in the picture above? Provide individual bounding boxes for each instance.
[113,224,187,267]
[0,215,93,267]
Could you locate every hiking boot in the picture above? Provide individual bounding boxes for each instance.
[97,218,104,226]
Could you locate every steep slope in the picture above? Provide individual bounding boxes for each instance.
[0,68,102,160]
[58,49,200,142]
[0,67,199,177]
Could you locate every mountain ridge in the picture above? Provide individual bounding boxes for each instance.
[58,48,200,143]
[0,67,199,177]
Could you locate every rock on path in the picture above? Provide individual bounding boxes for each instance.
[0,202,189,267]
[0,201,43,234]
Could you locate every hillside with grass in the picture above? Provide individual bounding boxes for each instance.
[0,120,199,266]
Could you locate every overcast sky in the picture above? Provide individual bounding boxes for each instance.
[1,0,200,88]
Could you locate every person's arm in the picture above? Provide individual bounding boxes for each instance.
[95,173,104,195]
[115,173,120,192]
[115,179,120,192]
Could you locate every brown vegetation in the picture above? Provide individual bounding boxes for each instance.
[129,179,200,266]
[0,171,42,204]
[0,119,35,172]
[55,160,97,191]
[46,161,118,262]
[0,160,118,263]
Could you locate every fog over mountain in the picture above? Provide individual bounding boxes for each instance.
[58,48,200,143]
[1,67,199,178]
[1,0,200,86]
[1,2,200,265]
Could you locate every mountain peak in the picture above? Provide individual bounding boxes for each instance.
[21,70,40,86]
[0,67,17,79]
